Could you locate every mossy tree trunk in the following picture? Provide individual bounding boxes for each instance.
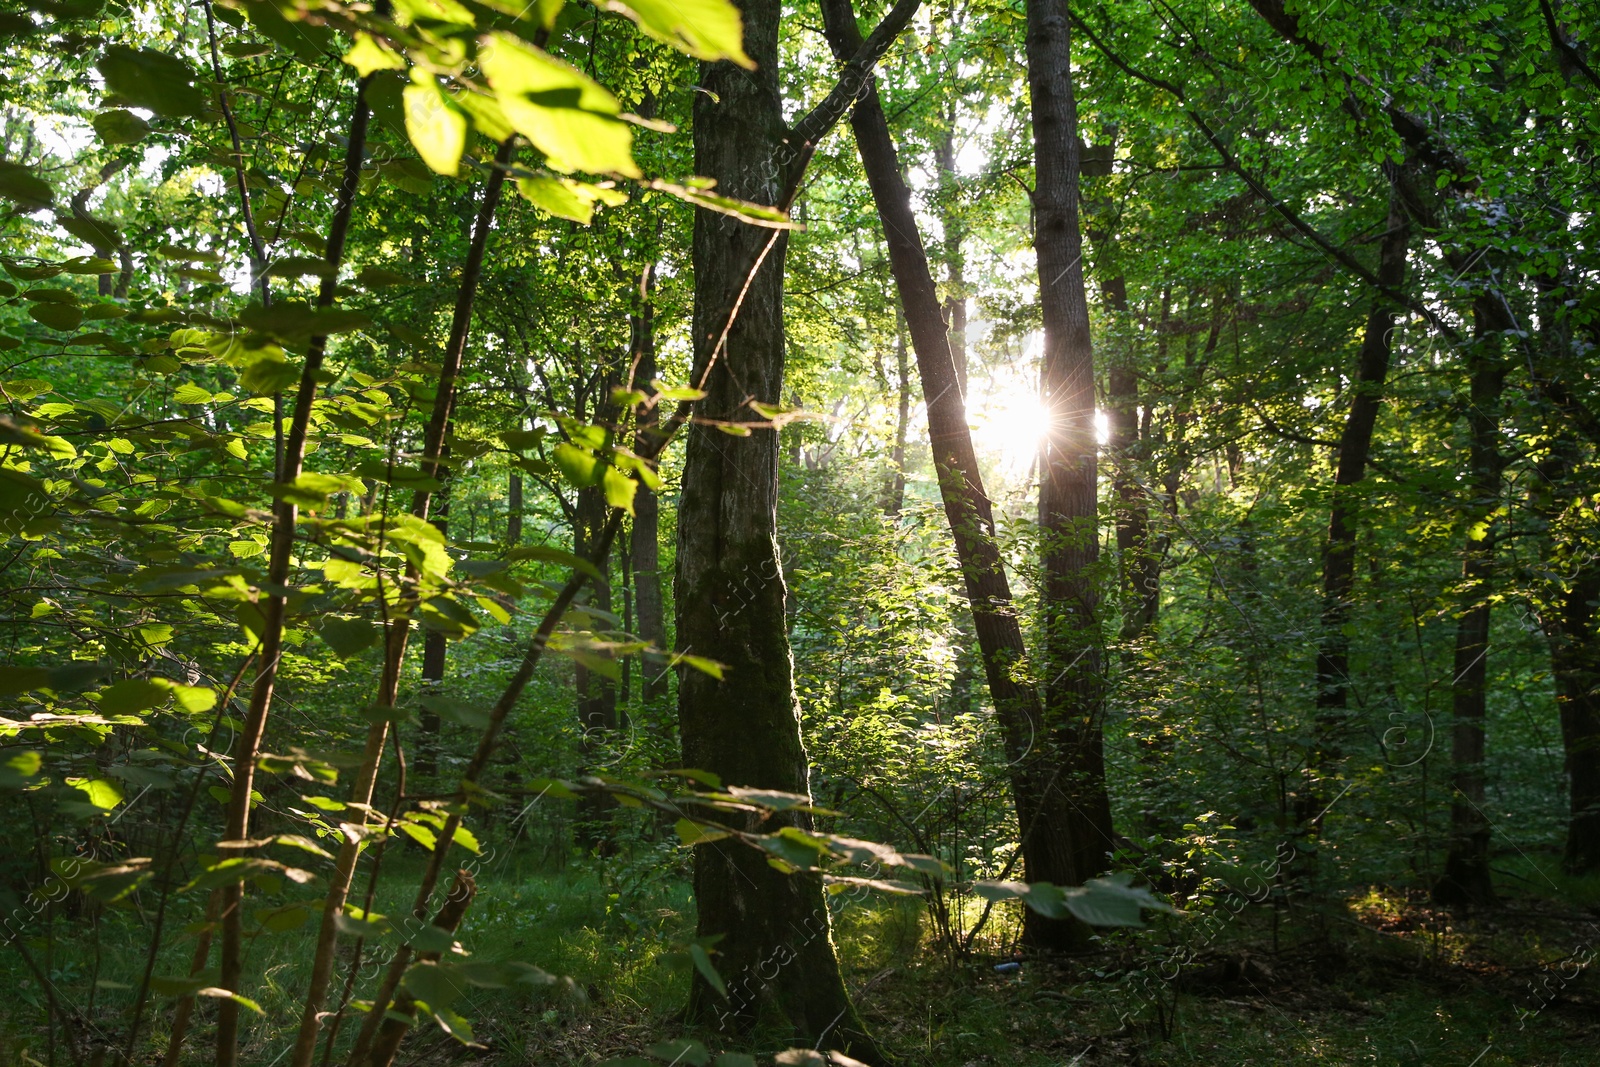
[676,0,883,1056]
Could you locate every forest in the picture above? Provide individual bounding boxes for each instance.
[0,0,1595,1063]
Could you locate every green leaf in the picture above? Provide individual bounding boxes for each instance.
[647,1039,709,1066]
[98,45,209,118]
[603,0,753,67]
[672,653,724,680]
[262,256,336,280]
[237,303,371,346]
[479,33,639,177]
[552,442,603,487]
[506,544,604,580]
[402,960,465,1013]
[405,71,467,177]
[420,693,490,729]
[343,32,405,77]
[354,266,414,288]
[165,683,218,713]
[70,777,125,810]
[270,472,362,509]
[97,678,171,715]
[515,174,624,224]
[602,465,637,515]
[92,108,151,145]
[319,617,380,659]
[500,427,548,451]
[195,987,264,1015]
[29,302,84,331]
[59,215,120,249]
[674,818,730,847]
[419,595,480,638]
[0,750,42,790]
[1061,875,1174,927]
[58,857,152,901]
[687,943,725,998]
[0,662,108,697]
[0,161,53,209]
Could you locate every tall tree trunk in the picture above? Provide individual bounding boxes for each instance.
[289,137,516,1067]
[1530,276,1600,876]
[934,126,967,399]
[507,469,523,547]
[882,305,911,517]
[1301,188,1409,855]
[1434,296,1505,906]
[216,77,372,1067]
[819,0,1101,953]
[417,501,448,778]
[1548,567,1600,874]
[631,266,669,703]
[676,0,881,1053]
[575,480,618,847]
[1026,0,1117,920]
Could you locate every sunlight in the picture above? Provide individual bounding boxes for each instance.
[966,330,1112,479]
[969,376,1052,476]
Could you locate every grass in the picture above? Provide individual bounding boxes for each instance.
[1,846,1597,1065]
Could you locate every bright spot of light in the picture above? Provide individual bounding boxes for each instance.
[968,366,1050,478]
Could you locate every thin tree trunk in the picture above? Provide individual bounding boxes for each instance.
[575,479,618,846]
[363,870,476,1067]
[289,139,516,1067]
[507,470,524,547]
[216,78,372,1067]
[934,126,967,399]
[418,502,448,777]
[819,0,1099,953]
[1302,188,1409,855]
[882,305,911,517]
[1026,0,1117,936]
[675,1,883,1054]
[1549,569,1600,874]
[1434,295,1506,906]
[630,266,669,703]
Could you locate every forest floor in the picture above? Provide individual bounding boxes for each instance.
[3,849,1599,1066]
[398,848,1600,1067]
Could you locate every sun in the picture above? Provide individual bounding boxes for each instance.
[965,338,1112,481]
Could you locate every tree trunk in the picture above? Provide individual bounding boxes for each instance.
[1301,188,1409,854]
[631,267,669,703]
[1434,295,1506,906]
[819,0,1102,954]
[1026,0,1117,929]
[507,470,523,547]
[575,480,618,847]
[414,500,448,777]
[882,305,911,517]
[1549,568,1600,875]
[676,0,880,1054]
[934,126,967,399]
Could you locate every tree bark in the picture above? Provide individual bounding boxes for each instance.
[934,127,967,399]
[418,502,448,777]
[1433,295,1506,906]
[1026,0,1117,930]
[1302,188,1409,855]
[630,266,669,702]
[216,77,371,1067]
[575,479,619,846]
[882,305,911,517]
[676,0,882,1055]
